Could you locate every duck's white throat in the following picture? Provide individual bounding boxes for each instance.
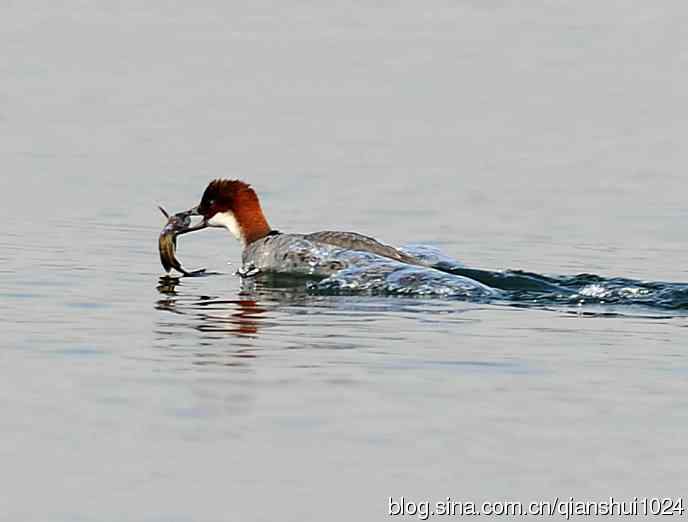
[208,211,245,245]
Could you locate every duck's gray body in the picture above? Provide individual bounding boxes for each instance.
[242,230,567,296]
[241,231,428,277]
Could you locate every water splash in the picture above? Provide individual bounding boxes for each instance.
[244,244,688,312]
[312,263,498,299]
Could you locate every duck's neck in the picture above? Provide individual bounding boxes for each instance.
[233,190,272,246]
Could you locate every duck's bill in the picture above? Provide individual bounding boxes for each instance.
[175,218,207,235]
[179,206,208,235]
[159,206,207,236]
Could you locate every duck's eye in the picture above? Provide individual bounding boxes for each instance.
[208,199,216,206]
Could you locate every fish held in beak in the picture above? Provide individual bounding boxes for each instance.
[158,205,207,276]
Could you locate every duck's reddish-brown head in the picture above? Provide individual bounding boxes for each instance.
[193,179,272,245]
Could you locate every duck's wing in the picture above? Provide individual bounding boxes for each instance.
[304,231,423,265]
[305,231,569,293]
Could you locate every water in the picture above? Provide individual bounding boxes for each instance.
[3,2,688,520]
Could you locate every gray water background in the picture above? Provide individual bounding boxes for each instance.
[2,2,688,520]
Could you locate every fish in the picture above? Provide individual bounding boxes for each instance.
[158,205,207,276]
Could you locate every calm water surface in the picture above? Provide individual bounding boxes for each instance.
[3,2,688,521]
